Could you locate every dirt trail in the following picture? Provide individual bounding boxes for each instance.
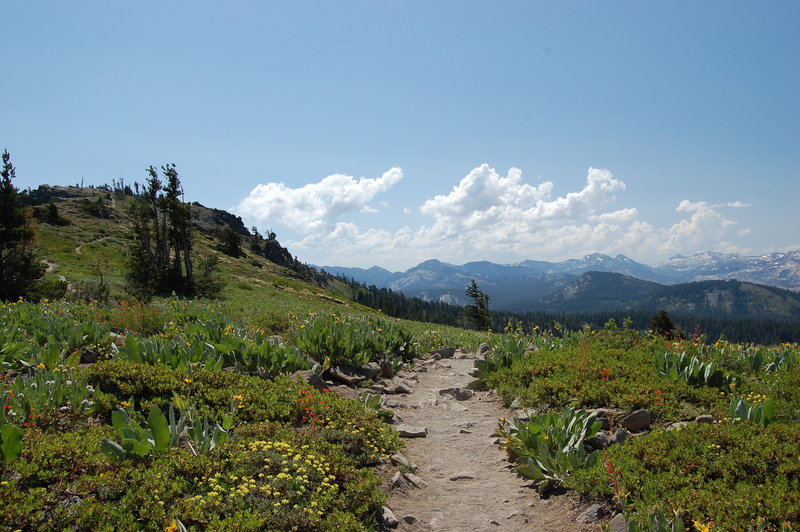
[75,235,112,254]
[386,352,595,531]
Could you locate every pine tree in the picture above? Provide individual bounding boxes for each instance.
[0,150,45,301]
[125,164,194,297]
[464,279,492,330]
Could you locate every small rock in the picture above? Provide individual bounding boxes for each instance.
[390,453,418,472]
[382,506,399,528]
[449,471,475,480]
[291,370,327,391]
[403,472,427,488]
[396,425,427,438]
[359,362,382,379]
[695,414,714,424]
[622,409,651,432]
[403,515,418,525]
[608,512,628,532]
[380,359,395,379]
[586,431,610,450]
[384,398,400,408]
[390,471,407,489]
[510,398,522,410]
[432,347,456,359]
[329,366,365,385]
[610,428,629,445]
[666,422,690,431]
[438,387,475,401]
[458,428,472,434]
[477,342,491,356]
[576,503,606,523]
[489,520,500,526]
[454,352,471,359]
[393,382,414,395]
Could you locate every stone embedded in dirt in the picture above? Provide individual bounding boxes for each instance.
[359,362,382,379]
[393,382,414,395]
[382,506,399,528]
[458,428,472,434]
[291,370,327,391]
[403,472,427,488]
[666,422,690,431]
[586,431,610,450]
[695,414,714,424]
[576,503,606,523]
[432,347,456,359]
[385,398,401,408]
[396,425,428,438]
[438,387,475,401]
[454,352,471,359]
[621,409,651,432]
[449,471,475,480]
[391,471,408,489]
[380,359,395,379]
[329,365,365,385]
[402,515,418,524]
[610,428,629,445]
[608,512,628,532]
[391,453,418,472]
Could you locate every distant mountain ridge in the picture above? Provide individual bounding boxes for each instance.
[320,250,800,315]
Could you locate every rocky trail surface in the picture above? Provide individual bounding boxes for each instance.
[382,350,598,532]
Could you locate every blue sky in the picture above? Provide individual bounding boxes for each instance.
[4,1,798,271]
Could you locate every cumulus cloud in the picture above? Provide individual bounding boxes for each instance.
[235,163,751,269]
[237,168,402,234]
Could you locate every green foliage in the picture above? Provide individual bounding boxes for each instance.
[102,401,184,460]
[728,394,776,426]
[1,366,96,426]
[572,422,800,530]
[0,150,45,301]
[500,405,601,493]
[464,279,491,330]
[125,164,195,298]
[291,312,416,369]
[111,335,225,371]
[470,332,529,390]
[653,350,725,387]
[0,421,24,463]
[649,309,683,339]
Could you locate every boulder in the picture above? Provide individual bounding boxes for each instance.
[621,409,651,432]
[359,362,382,379]
[291,370,327,391]
[329,366,364,385]
[432,347,456,359]
[610,428,629,446]
[586,431,610,450]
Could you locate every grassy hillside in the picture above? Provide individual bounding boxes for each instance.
[4,184,796,531]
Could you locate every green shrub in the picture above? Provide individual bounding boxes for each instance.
[571,422,800,530]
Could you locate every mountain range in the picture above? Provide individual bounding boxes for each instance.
[320,251,800,318]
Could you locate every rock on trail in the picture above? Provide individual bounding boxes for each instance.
[384,351,596,531]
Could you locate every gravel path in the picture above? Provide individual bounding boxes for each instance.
[384,351,596,531]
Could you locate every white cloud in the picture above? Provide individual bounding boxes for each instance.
[235,164,752,269]
[237,167,402,234]
[727,201,750,208]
